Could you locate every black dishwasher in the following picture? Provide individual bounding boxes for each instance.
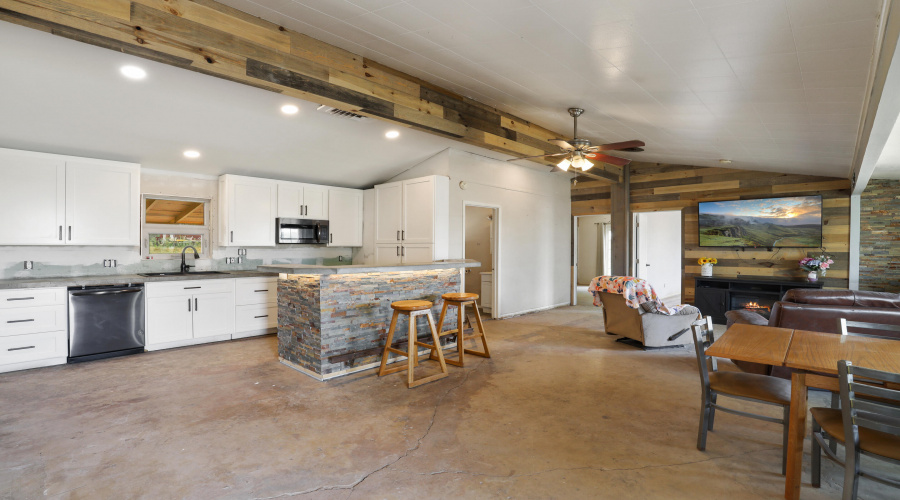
[68,284,145,363]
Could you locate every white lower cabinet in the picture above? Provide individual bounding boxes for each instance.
[145,280,235,350]
[233,277,278,339]
[0,287,68,373]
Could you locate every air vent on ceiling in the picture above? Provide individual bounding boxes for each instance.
[316,105,366,121]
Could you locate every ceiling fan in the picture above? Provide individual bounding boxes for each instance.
[508,108,644,172]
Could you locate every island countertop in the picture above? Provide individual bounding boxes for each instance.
[258,259,480,275]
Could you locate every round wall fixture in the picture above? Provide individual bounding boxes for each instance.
[459,181,467,190]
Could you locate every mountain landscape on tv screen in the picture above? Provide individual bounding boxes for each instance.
[699,197,822,248]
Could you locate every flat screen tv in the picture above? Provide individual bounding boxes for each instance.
[698,195,823,248]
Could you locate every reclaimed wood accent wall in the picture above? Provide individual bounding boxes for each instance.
[572,162,852,302]
[0,0,579,170]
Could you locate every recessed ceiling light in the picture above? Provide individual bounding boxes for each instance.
[120,65,146,80]
[719,159,732,164]
[385,130,400,139]
[281,104,299,115]
[183,150,200,159]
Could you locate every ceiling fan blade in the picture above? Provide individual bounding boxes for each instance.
[584,152,631,167]
[595,140,646,151]
[506,152,569,162]
[549,139,576,151]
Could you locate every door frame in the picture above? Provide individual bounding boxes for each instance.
[571,214,612,305]
[461,202,500,319]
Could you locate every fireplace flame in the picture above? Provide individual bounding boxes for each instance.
[743,301,771,312]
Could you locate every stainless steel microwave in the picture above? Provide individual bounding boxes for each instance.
[276,218,329,244]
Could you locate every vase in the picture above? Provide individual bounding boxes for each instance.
[701,263,713,277]
[808,271,817,282]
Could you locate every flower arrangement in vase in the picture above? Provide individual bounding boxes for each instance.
[799,253,834,282]
[698,257,718,277]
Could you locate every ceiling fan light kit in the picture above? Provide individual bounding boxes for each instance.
[506,108,644,176]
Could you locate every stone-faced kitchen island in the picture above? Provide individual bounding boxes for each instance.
[258,261,480,380]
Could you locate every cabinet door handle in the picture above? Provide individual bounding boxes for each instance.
[401,246,405,257]
[68,226,72,241]
[330,233,333,244]
[195,298,198,311]
[7,318,35,324]
[254,289,269,292]
[188,298,192,312]
[6,297,34,301]
[230,231,234,243]
[8,345,35,351]
[184,286,201,290]
[59,226,63,241]
[402,230,405,240]
[397,230,400,241]
[396,246,400,256]
[254,315,268,318]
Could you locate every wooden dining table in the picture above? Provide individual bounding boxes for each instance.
[705,323,900,500]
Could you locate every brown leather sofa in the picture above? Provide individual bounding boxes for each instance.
[724,289,900,378]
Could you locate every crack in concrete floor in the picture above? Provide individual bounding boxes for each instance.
[250,360,483,499]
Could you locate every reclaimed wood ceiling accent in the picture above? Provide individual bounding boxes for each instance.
[145,198,204,225]
[571,162,852,301]
[0,0,623,183]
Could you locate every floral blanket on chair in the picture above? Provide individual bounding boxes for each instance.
[588,276,690,316]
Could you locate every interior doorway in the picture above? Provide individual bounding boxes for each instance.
[573,214,612,305]
[463,204,498,318]
[633,210,682,304]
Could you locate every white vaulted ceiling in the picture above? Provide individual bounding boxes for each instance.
[220,0,885,177]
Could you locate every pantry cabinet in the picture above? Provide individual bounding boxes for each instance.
[0,148,139,246]
[373,175,448,265]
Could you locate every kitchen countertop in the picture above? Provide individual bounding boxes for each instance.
[0,270,278,290]
[259,260,481,275]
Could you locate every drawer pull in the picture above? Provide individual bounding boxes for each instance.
[8,345,35,351]
[6,297,35,301]
[184,286,201,290]
[254,289,269,292]
[254,315,269,318]
[7,319,35,324]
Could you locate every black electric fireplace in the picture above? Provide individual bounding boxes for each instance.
[694,276,823,324]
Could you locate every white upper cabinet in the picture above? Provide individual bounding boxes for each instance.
[374,181,403,244]
[0,150,65,245]
[0,148,139,246]
[373,175,449,260]
[219,175,277,246]
[277,181,329,220]
[328,188,363,247]
[66,160,140,246]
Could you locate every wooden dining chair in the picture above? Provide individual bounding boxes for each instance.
[691,316,792,474]
[811,360,900,500]
[830,319,900,408]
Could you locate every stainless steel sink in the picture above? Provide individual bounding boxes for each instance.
[137,271,230,277]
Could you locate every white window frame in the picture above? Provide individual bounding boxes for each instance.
[141,195,211,260]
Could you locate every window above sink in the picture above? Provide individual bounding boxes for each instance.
[141,195,210,260]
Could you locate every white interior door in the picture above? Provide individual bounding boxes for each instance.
[635,211,682,299]
[66,160,139,246]
[402,178,434,244]
[0,151,65,245]
[375,182,403,243]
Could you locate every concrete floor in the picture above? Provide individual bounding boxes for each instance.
[1,302,896,499]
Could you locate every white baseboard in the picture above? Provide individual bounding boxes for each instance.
[500,301,570,319]
[0,356,66,374]
[145,333,233,351]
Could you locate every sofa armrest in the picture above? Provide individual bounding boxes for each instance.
[724,309,769,328]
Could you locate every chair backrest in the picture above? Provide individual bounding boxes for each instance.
[838,318,900,340]
[691,316,716,389]
[838,361,900,449]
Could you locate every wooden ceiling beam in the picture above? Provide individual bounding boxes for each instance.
[0,0,588,174]
[173,202,203,224]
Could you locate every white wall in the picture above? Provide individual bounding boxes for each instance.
[384,148,572,317]
[576,214,611,285]
[0,169,352,279]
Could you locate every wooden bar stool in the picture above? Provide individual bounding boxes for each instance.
[431,292,490,367]
[378,300,448,388]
